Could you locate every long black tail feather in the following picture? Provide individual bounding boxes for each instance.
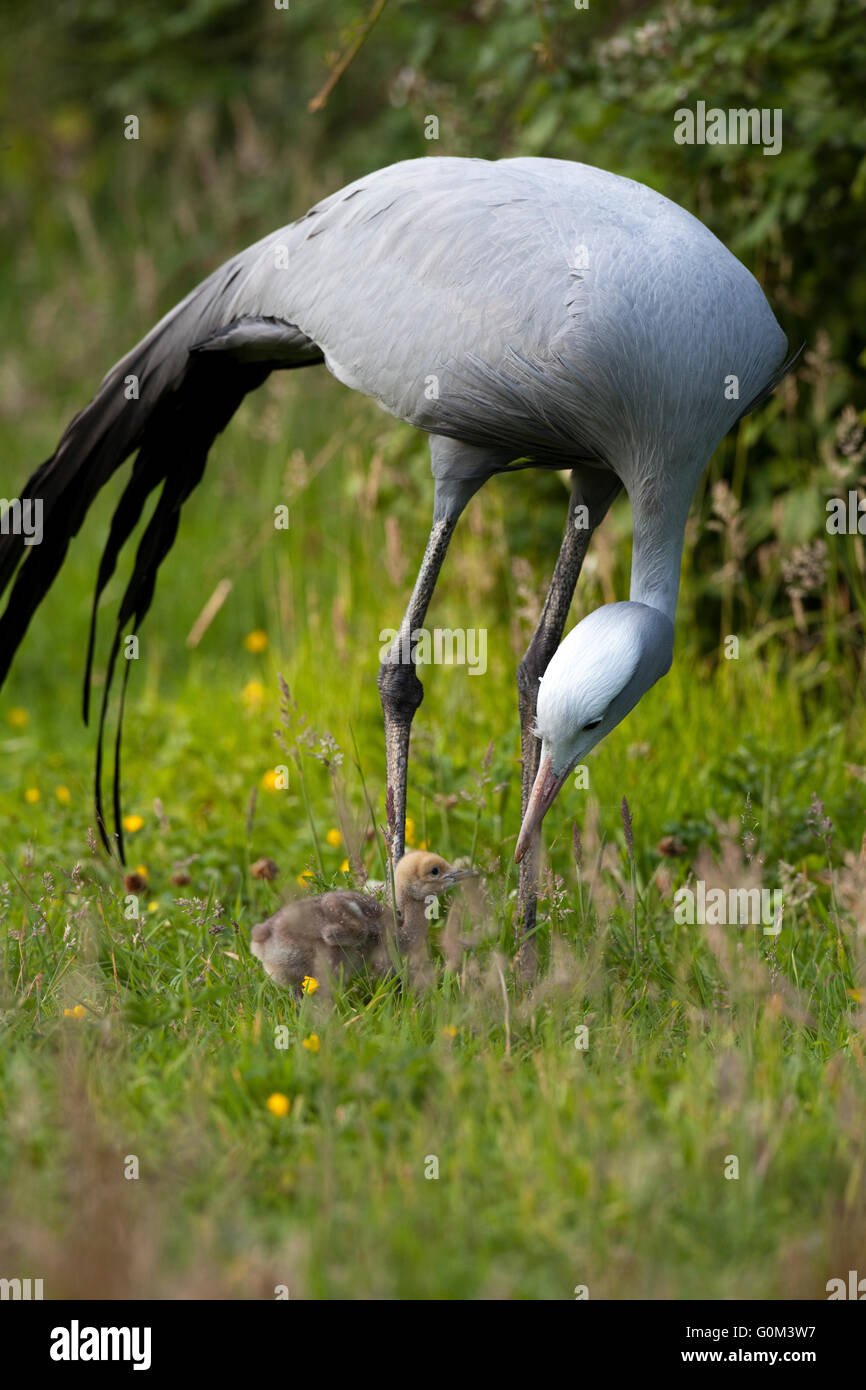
[90,355,269,857]
[0,252,296,862]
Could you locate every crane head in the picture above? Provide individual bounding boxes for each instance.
[514,602,674,862]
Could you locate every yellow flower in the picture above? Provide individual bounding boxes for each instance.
[123,814,144,833]
[242,679,265,709]
[147,901,159,913]
[7,707,29,728]
[243,629,268,653]
[442,1024,457,1038]
[55,785,71,805]
[302,1033,320,1053]
[266,1092,290,1117]
[339,859,349,873]
[325,827,342,848]
[261,768,282,792]
[134,863,148,879]
[302,976,319,995]
[418,840,428,851]
[296,871,314,887]
[24,788,40,804]
[63,1005,87,1020]
[404,817,416,846]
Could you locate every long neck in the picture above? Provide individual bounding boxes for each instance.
[390,870,425,949]
[628,490,692,623]
[393,895,429,952]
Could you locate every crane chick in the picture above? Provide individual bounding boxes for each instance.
[250,851,475,990]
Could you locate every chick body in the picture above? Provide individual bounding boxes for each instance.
[250,850,473,988]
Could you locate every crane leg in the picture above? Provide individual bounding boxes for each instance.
[378,439,504,863]
[378,514,458,861]
[514,469,621,976]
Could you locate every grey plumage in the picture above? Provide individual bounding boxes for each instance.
[0,157,795,897]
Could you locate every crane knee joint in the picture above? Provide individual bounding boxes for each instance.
[377,657,424,718]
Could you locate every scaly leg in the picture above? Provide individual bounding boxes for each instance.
[378,515,456,861]
[514,469,621,975]
[378,438,498,862]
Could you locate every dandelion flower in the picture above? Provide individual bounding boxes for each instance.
[242,679,265,709]
[244,629,268,653]
[266,1093,290,1117]
[404,817,416,846]
[302,1033,320,1053]
[7,707,29,728]
[147,901,159,913]
[339,859,349,873]
[325,827,342,848]
[123,814,144,833]
[25,788,40,804]
[296,871,314,887]
[63,1004,87,1020]
[302,975,318,995]
[442,1024,457,1038]
[55,785,71,805]
[261,768,284,792]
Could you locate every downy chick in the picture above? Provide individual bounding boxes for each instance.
[250,850,475,989]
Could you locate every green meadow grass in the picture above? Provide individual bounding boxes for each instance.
[2,227,866,1300]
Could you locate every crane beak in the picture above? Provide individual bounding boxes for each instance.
[441,866,478,889]
[514,756,568,863]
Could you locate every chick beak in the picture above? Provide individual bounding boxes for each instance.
[514,756,569,863]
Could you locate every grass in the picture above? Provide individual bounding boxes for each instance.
[1,156,866,1301]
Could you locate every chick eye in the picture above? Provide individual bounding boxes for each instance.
[583,718,603,731]
[430,866,439,875]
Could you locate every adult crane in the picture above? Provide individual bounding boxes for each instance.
[0,157,796,947]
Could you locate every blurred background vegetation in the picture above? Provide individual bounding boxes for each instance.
[3,0,865,663]
[2,0,865,884]
[1,0,864,860]
[1,0,866,1302]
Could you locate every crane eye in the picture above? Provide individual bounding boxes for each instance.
[583,717,603,731]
